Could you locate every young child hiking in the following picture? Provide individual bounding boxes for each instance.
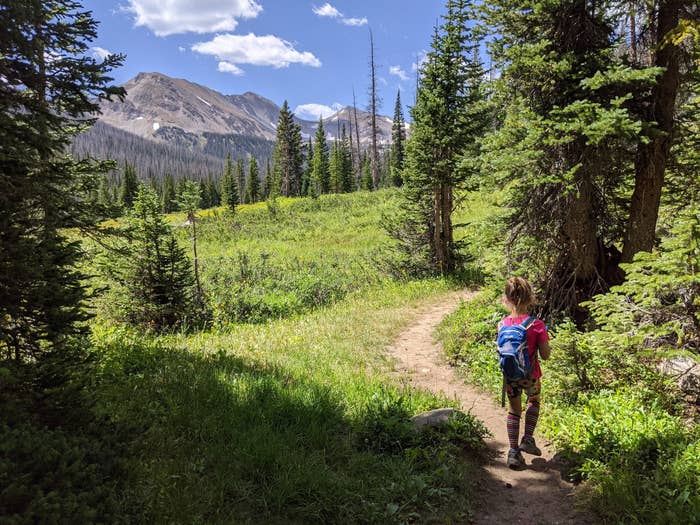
[497,276,551,469]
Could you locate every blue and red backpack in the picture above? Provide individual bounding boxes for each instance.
[497,317,536,383]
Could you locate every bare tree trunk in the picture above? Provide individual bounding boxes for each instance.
[368,29,380,190]
[629,1,637,62]
[622,0,681,262]
[564,173,599,280]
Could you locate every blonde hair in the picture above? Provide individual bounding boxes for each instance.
[504,276,535,310]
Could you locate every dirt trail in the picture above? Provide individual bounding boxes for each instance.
[388,291,589,525]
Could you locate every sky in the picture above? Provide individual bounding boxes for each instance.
[82,1,447,121]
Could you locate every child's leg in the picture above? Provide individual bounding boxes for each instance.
[506,388,523,450]
[523,379,541,439]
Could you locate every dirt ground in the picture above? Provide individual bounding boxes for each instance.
[387,290,594,525]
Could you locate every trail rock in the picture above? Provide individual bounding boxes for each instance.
[410,407,457,429]
[659,356,700,405]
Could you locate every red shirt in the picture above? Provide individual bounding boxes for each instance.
[500,315,549,380]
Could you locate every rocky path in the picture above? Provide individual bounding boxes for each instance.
[388,291,590,525]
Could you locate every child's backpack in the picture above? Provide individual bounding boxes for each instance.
[497,317,536,382]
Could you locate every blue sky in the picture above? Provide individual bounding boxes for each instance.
[83,1,446,120]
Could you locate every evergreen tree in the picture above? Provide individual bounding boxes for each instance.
[235,158,245,203]
[119,162,139,209]
[390,90,406,186]
[162,173,177,213]
[220,153,239,212]
[311,118,330,196]
[107,186,194,330]
[245,156,261,203]
[329,139,343,193]
[272,101,304,196]
[198,180,210,209]
[98,174,117,217]
[361,155,373,191]
[340,126,354,193]
[0,0,124,360]
[262,158,272,200]
[302,138,313,196]
[394,0,488,274]
[177,181,203,303]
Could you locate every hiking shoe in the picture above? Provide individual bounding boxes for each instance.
[507,448,526,469]
[519,436,542,456]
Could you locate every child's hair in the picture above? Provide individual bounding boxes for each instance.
[504,276,535,310]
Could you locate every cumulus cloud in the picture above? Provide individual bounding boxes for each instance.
[389,65,409,82]
[218,61,244,75]
[312,3,341,18]
[91,47,111,60]
[192,33,321,70]
[125,0,262,36]
[294,103,336,121]
[313,3,367,27]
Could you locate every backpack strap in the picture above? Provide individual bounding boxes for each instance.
[520,316,535,330]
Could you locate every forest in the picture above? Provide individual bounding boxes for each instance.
[1,0,698,524]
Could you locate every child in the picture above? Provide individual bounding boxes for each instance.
[499,276,550,469]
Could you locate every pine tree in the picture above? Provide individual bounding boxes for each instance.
[245,156,261,203]
[108,186,194,330]
[119,162,139,209]
[329,140,343,193]
[393,0,488,274]
[367,29,381,190]
[272,101,304,196]
[311,118,330,196]
[361,155,373,191]
[162,173,177,213]
[390,90,406,186]
[235,158,246,204]
[198,180,210,209]
[340,125,354,193]
[0,0,124,360]
[302,138,313,196]
[221,153,239,212]
[177,181,203,303]
[98,174,116,217]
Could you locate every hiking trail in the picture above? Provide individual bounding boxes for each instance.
[388,290,590,525]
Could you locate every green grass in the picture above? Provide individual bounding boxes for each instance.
[93,280,487,524]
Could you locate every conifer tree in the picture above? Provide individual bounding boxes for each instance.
[340,126,354,193]
[220,153,239,212]
[272,100,304,196]
[98,174,116,216]
[367,29,381,189]
[119,162,139,209]
[329,140,343,193]
[162,173,177,213]
[235,158,245,203]
[311,118,330,196]
[393,0,488,273]
[390,90,406,186]
[0,0,124,360]
[302,138,313,196]
[245,156,260,203]
[262,158,272,199]
[177,181,203,303]
[108,186,194,330]
[361,155,373,191]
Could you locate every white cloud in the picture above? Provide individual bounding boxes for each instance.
[178,46,186,52]
[125,0,262,36]
[294,103,336,121]
[192,33,321,68]
[313,3,341,18]
[389,65,409,82]
[313,3,367,27]
[91,47,111,60]
[218,61,244,75]
[341,17,367,27]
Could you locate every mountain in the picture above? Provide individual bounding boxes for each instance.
[73,72,395,180]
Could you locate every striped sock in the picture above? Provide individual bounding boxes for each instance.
[524,401,540,438]
[506,412,520,450]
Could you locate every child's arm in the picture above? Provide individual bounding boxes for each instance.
[539,341,551,360]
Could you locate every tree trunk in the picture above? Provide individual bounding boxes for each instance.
[564,171,599,281]
[432,186,444,272]
[622,0,681,262]
[369,29,379,190]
